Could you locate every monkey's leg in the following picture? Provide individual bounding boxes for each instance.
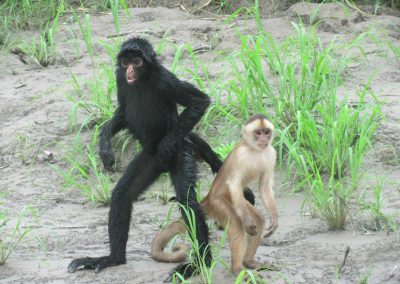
[243,204,265,269]
[208,198,247,275]
[228,220,247,275]
[166,144,210,281]
[68,152,163,273]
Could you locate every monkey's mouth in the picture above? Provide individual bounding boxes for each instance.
[127,77,136,84]
[257,143,268,148]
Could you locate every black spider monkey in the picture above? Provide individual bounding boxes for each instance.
[68,37,255,280]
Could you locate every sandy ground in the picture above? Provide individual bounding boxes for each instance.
[1,3,400,284]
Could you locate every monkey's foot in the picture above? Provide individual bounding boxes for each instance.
[244,260,280,272]
[244,260,260,269]
[164,263,198,282]
[68,256,126,273]
[232,265,245,276]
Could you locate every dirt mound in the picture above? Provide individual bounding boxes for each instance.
[288,2,364,33]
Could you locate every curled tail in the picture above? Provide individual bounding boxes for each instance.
[263,222,278,238]
[151,220,188,263]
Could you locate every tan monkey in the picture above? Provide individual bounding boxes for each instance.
[152,114,278,275]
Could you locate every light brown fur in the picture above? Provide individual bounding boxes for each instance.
[151,115,278,275]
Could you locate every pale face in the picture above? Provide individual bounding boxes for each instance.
[243,118,274,150]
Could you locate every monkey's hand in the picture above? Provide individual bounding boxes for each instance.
[243,187,255,206]
[164,263,198,282]
[245,224,258,236]
[99,148,116,171]
[157,134,178,160]
[68,256,125,273]
[242,215,258,236]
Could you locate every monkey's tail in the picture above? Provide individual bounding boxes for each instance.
[263,222,278,238]
[151,220,188,263]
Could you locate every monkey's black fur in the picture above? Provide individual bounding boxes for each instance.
[67,37,254,280]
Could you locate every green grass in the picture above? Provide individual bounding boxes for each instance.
[16,3,63,66]
[0,0,61,30]
[58,15,123,205]
[387,40,400,66]
[67,64,116,128]
[357,177,398,232]
[0,201,34,265]
[52,128,114,205]
[194,1,382,230]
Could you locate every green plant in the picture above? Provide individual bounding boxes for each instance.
[16,3,64,66]
[146,174,172,205]
[0,0,61,29]
[303,159,351,230]
[200,1,381,229]
[387,40,400,66]
[213,0,233,14]
[110,0,129,34]
[171,204,229,284]
[279,90,381,228]
[52,128,114,205]
[214,142,236,159]
[14,134,35,164]
[357,177,396,231]
[74,13,94,61]
[0,206,34,265]
[85,135,113,205]
[0,16,11,48]
[67,64,116,128]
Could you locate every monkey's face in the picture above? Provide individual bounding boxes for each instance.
[253,127,272,149]
[117,38,157,85]
[243,116,274,151]
[119,54,144,85]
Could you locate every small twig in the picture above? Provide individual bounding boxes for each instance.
[0,164,9,170]
[107,31,132,38]
[107,29,152,38]
[344,0,373,18]
[386,264,399,281]
[27,225,87,229]
[190,0,212,14]
[179,4,187,12]
[15,84,27,89]
[338,246,350,274]
[107,30,175,43]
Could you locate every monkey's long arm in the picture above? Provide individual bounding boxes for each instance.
[259,173,278,237]
[169,81,210,140]
[99,107,127,170]
[228,181,258,236]
[157,74,210,159]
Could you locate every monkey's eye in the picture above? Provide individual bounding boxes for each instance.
[121,58,129,68]
[132,57,143,67]
[255,130,262,135]
[264,129,271,135]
